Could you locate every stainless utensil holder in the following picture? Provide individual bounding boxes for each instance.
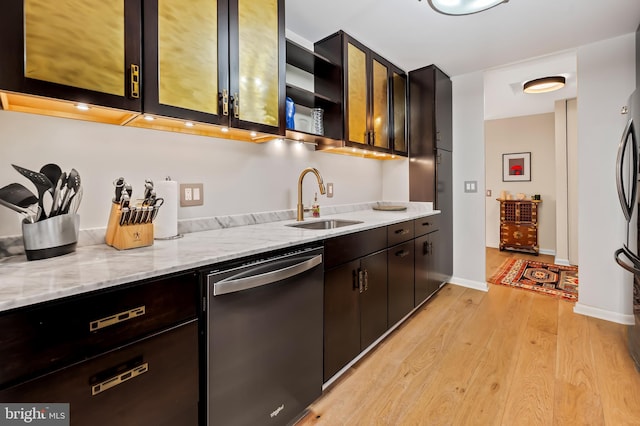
[22,213,80,260]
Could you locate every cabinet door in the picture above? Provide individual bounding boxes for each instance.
[346,41,369,145]
[360,250,388,349]
[228,0,285,135]
[0,322,199,426]
[435,67,452,151]
[0,0,142,111]
[371,57,390,150]
[387,242,414,326]
[436,149,453,279]
[392,70,407,154]
[324,260,360,382]
[415,233,439,306]
[142,0,228,125]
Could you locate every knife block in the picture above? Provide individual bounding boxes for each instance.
[105,202,154,250]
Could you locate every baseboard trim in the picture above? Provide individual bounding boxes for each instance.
[539,248,556,256]
[573,302,635,325]
[449,276,489,292]
[554,257,571,266]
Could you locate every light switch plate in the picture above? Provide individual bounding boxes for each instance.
[180,183,204,206]
[326,183,334,198]
[464,181,478,193]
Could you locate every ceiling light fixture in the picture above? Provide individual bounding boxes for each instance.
[424,0,509,16]
[523,76,566,94]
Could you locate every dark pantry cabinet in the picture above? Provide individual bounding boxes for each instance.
[409,64,453,283]
[414,215,442,305]
[0,272,200,426]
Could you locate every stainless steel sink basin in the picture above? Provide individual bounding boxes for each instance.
[286,219,363,230]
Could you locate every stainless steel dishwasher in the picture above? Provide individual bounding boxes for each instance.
[203,244,324,426]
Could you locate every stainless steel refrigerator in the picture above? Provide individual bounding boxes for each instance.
[614,88,640,371]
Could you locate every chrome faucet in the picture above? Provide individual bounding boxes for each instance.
[297,167,326,221]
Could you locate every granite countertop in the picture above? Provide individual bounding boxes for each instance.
[0,203,438,313]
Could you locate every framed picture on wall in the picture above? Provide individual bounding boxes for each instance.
[502,152,531,182]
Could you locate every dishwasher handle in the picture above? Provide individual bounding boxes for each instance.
[212,254,323,296]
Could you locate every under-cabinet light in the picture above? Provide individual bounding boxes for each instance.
[75,103,90,111]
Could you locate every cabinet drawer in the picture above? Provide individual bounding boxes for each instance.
[500,224,537,245]
[414,214,440,236]
[387,220,414,246]
[0,321,199,426]
[0,272,198,388]
[324,227,387,269]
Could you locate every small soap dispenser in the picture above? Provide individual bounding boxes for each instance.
[312,193,320,218]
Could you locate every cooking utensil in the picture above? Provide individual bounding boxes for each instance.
[68,185,83,214]
[39,163,61,215]
[12,164,54,221]
[51,172,67,216]
[0,197,37,223]
[0,183,39,208]
[59,168,81,215]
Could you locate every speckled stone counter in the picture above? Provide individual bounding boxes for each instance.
[0,202,438,313]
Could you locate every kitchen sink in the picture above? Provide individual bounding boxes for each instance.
[286,219,363,230]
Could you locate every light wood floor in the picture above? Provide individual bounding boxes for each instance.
[298,252,640,425]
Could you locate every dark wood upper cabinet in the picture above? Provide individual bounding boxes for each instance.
[285,39,343,145]
[1,0,285,136]
[315,31,407,156]
[141,0,285,135]
[0,0,142,115]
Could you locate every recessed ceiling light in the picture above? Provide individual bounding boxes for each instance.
[250,131,257,137]
[75,103,90,111]
[221,127,229,133]
[425,0,509,15]
[523,76,566,94]
[185,121,194,127]
[143,115,155,121]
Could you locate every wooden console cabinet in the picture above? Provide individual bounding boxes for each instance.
[498,199,541,255]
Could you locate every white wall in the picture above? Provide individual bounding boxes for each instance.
[574,33,636,324]
[0,110,383,236]
[452,34,636,324]
[485,113,557,253]
[450,71,488,291]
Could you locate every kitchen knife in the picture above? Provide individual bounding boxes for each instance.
[119,207,129,226]
[113,177,125,203]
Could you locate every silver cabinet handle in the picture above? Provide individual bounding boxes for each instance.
[615,247,640,274]
[616,118,637,222]
[395,228,409,235]
[396,249,410,258]
[90,306,146,331]
[213,254,322,296]
[91,362,148,396]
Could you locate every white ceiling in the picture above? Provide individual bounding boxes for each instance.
[286,0,640,119]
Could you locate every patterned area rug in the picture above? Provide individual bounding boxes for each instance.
[488,258,579,301]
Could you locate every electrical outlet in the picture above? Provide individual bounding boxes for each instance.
[180,183,204,207]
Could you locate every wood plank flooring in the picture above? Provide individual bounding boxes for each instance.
[298,250,640,426]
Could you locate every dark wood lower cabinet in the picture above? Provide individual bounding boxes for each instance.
[0,321,199,426]
[415,230,441,306]
[323,250,388,382]
[387,241,415,325]
[359,251,388,349]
